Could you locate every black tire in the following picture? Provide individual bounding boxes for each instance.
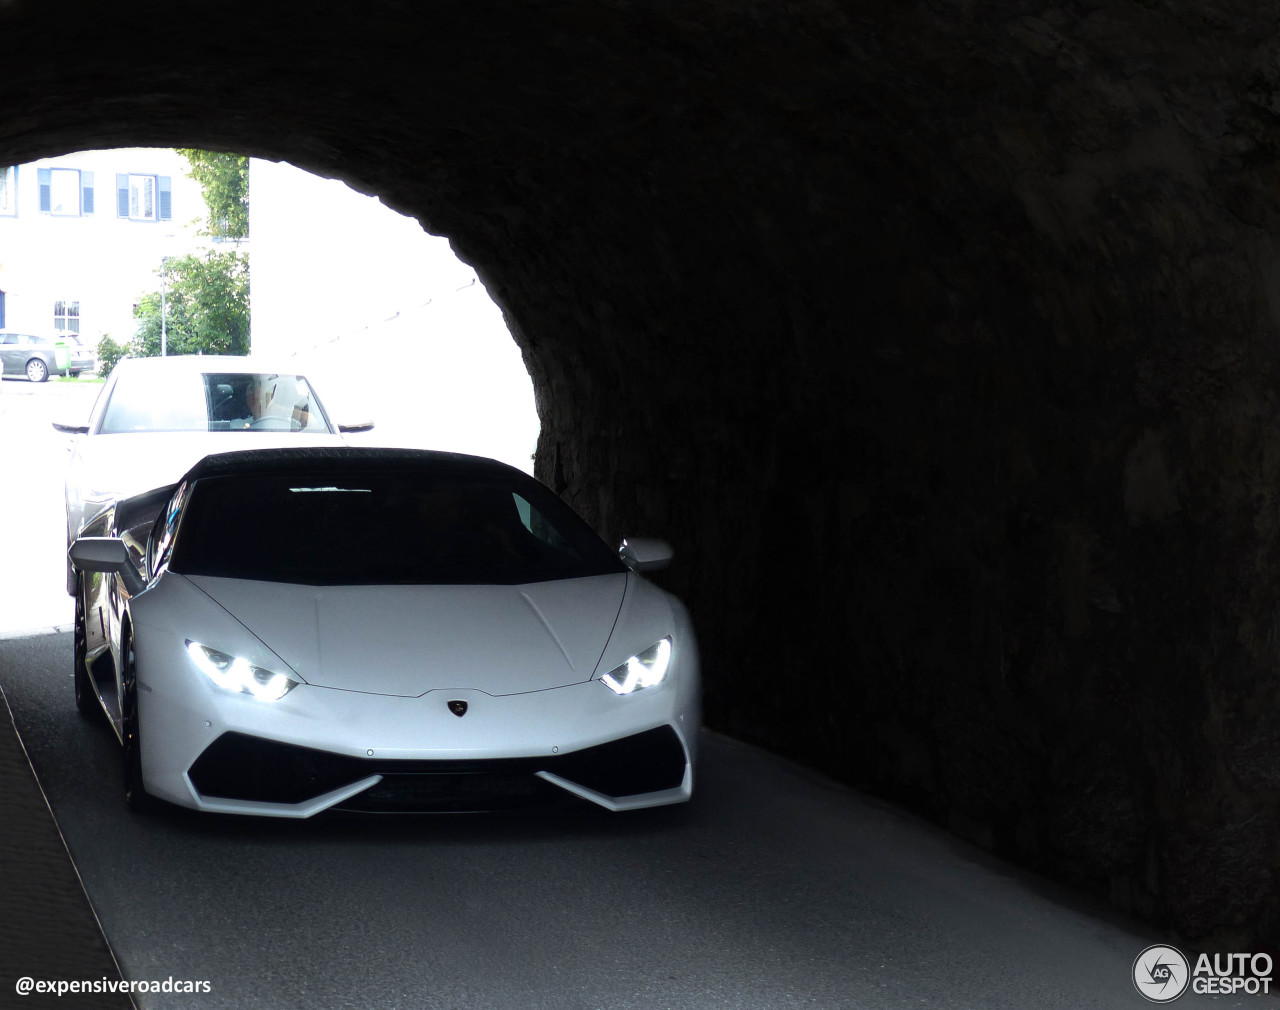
[69,370,81,378]
[73,577,101,722]
[25,357,48,382]
[121,636,154,813]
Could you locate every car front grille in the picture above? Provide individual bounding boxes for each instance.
[336,771,566,813]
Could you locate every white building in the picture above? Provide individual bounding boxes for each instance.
[0,149,207,347]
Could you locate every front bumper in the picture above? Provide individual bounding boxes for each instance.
[134,628,700,817]
[187,725,690,814]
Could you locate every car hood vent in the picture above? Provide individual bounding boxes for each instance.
[185,573,628,697]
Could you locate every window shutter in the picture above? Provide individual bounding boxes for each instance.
[81,171,94,214]
[116,174,128,217]
[158,176,171,220]
[38,168,51,212]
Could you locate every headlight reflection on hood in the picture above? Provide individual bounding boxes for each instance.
[185,641,300,702]
[600,638,672,695]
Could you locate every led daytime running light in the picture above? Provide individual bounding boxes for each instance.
[601,638,672,695]
[186,641,299,702]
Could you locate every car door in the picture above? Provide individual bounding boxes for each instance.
[25,334,53,370]
[16,334,42,370]
[0,333,18,373]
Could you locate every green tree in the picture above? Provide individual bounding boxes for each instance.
[177,149,249,239]
[132,250,250,356]
[96,334,129,375]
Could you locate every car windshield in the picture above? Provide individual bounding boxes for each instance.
[169,469,627,585]
[99,370,332,434]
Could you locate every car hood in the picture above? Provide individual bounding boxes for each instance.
[73,431,347,509]
[184,573,629,697]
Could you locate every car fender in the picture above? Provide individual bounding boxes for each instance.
[593,574,701,760]
[129,572,299,692]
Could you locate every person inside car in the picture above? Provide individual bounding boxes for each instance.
[230,375,298,430]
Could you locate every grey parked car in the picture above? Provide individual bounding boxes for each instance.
[0,332,97,382]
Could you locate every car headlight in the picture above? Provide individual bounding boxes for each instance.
[186,641,300,702]
[600,638,672,695]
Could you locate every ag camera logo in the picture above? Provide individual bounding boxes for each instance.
[1133,945,1190,1003]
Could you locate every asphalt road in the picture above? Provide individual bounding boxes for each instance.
[1,632,1258,1010]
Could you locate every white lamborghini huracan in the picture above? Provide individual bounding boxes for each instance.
[69,447,699,816]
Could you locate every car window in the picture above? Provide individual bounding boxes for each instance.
[170,469,626,585]
[150,480,190,578]
[203,372,332,432]
[99,370,332,434]
[87,371,118,432]
[100,369,207,432]
[513,493,580,556]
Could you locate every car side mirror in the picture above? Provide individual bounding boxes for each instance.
[52,420,90,434]
[337,420,375,433]
[618,537,674,572]
[69,537,145,596]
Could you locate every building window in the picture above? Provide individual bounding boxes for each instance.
[37,168,93,216]
[117,174,171,221]
[50,169,79,215]
[131,175,154,219]
[0,167,14,216]
[54,300,80,335]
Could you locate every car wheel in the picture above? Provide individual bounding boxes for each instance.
[121,636,154,813]
[25,358,49,382]
[69,370,81,378]
[73,577,101,722]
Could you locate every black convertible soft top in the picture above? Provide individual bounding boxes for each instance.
[182,446,521,483]
[110,448,527,524]
[165,446,623,586]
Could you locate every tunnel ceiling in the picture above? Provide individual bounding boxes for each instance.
[5,0,1280,945]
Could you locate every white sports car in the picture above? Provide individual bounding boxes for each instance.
[69,447,700,816]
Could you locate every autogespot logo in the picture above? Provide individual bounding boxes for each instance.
[1133,945,1191,1003]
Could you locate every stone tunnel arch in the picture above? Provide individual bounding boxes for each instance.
[4,0,1280,945]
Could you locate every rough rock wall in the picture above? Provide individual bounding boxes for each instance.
[2,0,1279,944]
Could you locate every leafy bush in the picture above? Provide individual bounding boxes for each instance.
[97,334,129,376]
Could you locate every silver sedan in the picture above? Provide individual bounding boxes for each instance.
[0,331,96,381]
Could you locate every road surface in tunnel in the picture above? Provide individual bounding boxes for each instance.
[0,633,1242,1010]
